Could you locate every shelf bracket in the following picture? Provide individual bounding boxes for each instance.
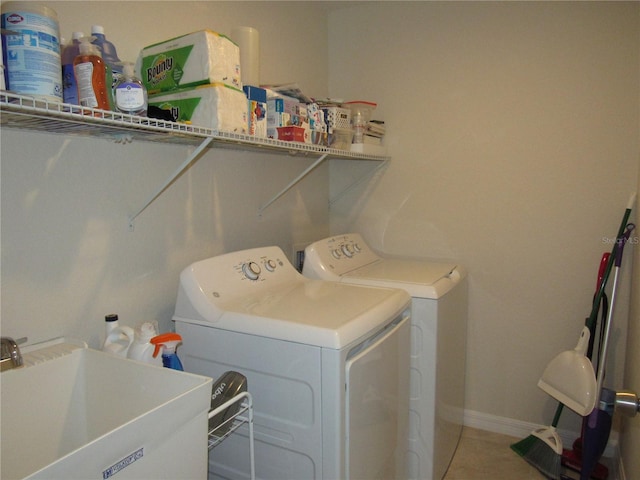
[129,136,213,230]
[258,153,329,216]
[329,159,389,208]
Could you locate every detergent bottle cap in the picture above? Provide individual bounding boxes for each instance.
[150,332,182,358]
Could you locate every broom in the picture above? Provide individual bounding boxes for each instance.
[510,193,636,479]
[511,403,564,479]
[511,245,616,480]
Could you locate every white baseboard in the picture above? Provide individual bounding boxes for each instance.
[463,409,620,478]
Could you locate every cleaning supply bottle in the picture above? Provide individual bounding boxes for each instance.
[91,25,121,91]
[127,321,162,366]
[113,62,147,116]
[102,314,135,357]
[61,31,83,105]
[150,332,184,371]
[73,37,110,111]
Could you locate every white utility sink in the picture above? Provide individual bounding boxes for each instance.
[1,340,212,480]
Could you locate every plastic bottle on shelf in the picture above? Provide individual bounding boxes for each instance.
[61,31,83,105]
[113,62,147,116]
[150,332,184,371]
[91,25,122,82]
[73,36,110,111]
[102,314,135,357]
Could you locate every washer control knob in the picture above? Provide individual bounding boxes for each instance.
[353,243,361,253]
[331,249,342,259]
[341,244,354,257]
[264,259,277,272]
[242,261,261,280]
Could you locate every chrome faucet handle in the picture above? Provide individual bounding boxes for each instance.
[1,336,27,367]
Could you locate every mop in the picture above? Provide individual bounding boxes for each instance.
[561,253,611,480]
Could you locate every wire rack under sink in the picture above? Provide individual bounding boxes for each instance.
[207,391,255,479]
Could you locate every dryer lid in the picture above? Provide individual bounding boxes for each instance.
[219,281,409,348]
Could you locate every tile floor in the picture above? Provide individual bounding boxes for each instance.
[443,427,543,479]
[443,427,614,480]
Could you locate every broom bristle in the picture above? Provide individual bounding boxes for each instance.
[511,434,562,480]
[510,434,538,457]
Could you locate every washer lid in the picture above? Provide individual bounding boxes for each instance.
[176,280,409,349]
[343,259,462,299]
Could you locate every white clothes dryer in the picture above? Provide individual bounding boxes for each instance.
[303,233,468,480]
[173,246,412,480]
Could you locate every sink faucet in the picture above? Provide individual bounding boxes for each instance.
[1,337,25,371]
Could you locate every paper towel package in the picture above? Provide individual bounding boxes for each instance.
[148,83,248,133]
[139,30,241,94]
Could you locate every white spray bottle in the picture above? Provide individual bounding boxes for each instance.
[150,332,184,371]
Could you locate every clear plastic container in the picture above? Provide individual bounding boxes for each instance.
[329,128,354,150]
[1,2,62,102]
[343,101,377,144]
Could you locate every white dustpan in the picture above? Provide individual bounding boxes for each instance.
[538,326,597,416]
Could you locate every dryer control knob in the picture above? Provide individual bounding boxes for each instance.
[242,262,261,280]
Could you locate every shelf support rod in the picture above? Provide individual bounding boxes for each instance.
[258,153,329,216]
[329,159,389,208]
[129,136,213,229]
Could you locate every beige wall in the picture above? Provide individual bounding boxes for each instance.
[328,0,639,442]
[1,0,638,472]
[1,1,334,345]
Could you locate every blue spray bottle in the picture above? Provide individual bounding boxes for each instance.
[150,332,184,371]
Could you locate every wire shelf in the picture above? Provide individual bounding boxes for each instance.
[0,92,389,161]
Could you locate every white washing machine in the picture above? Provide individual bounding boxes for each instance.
[172,246,412,480]
[303,233,468,480]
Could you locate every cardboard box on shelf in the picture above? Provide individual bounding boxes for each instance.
[243,85,267,137]
[270,125,309,143]
[268,97,306,117]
